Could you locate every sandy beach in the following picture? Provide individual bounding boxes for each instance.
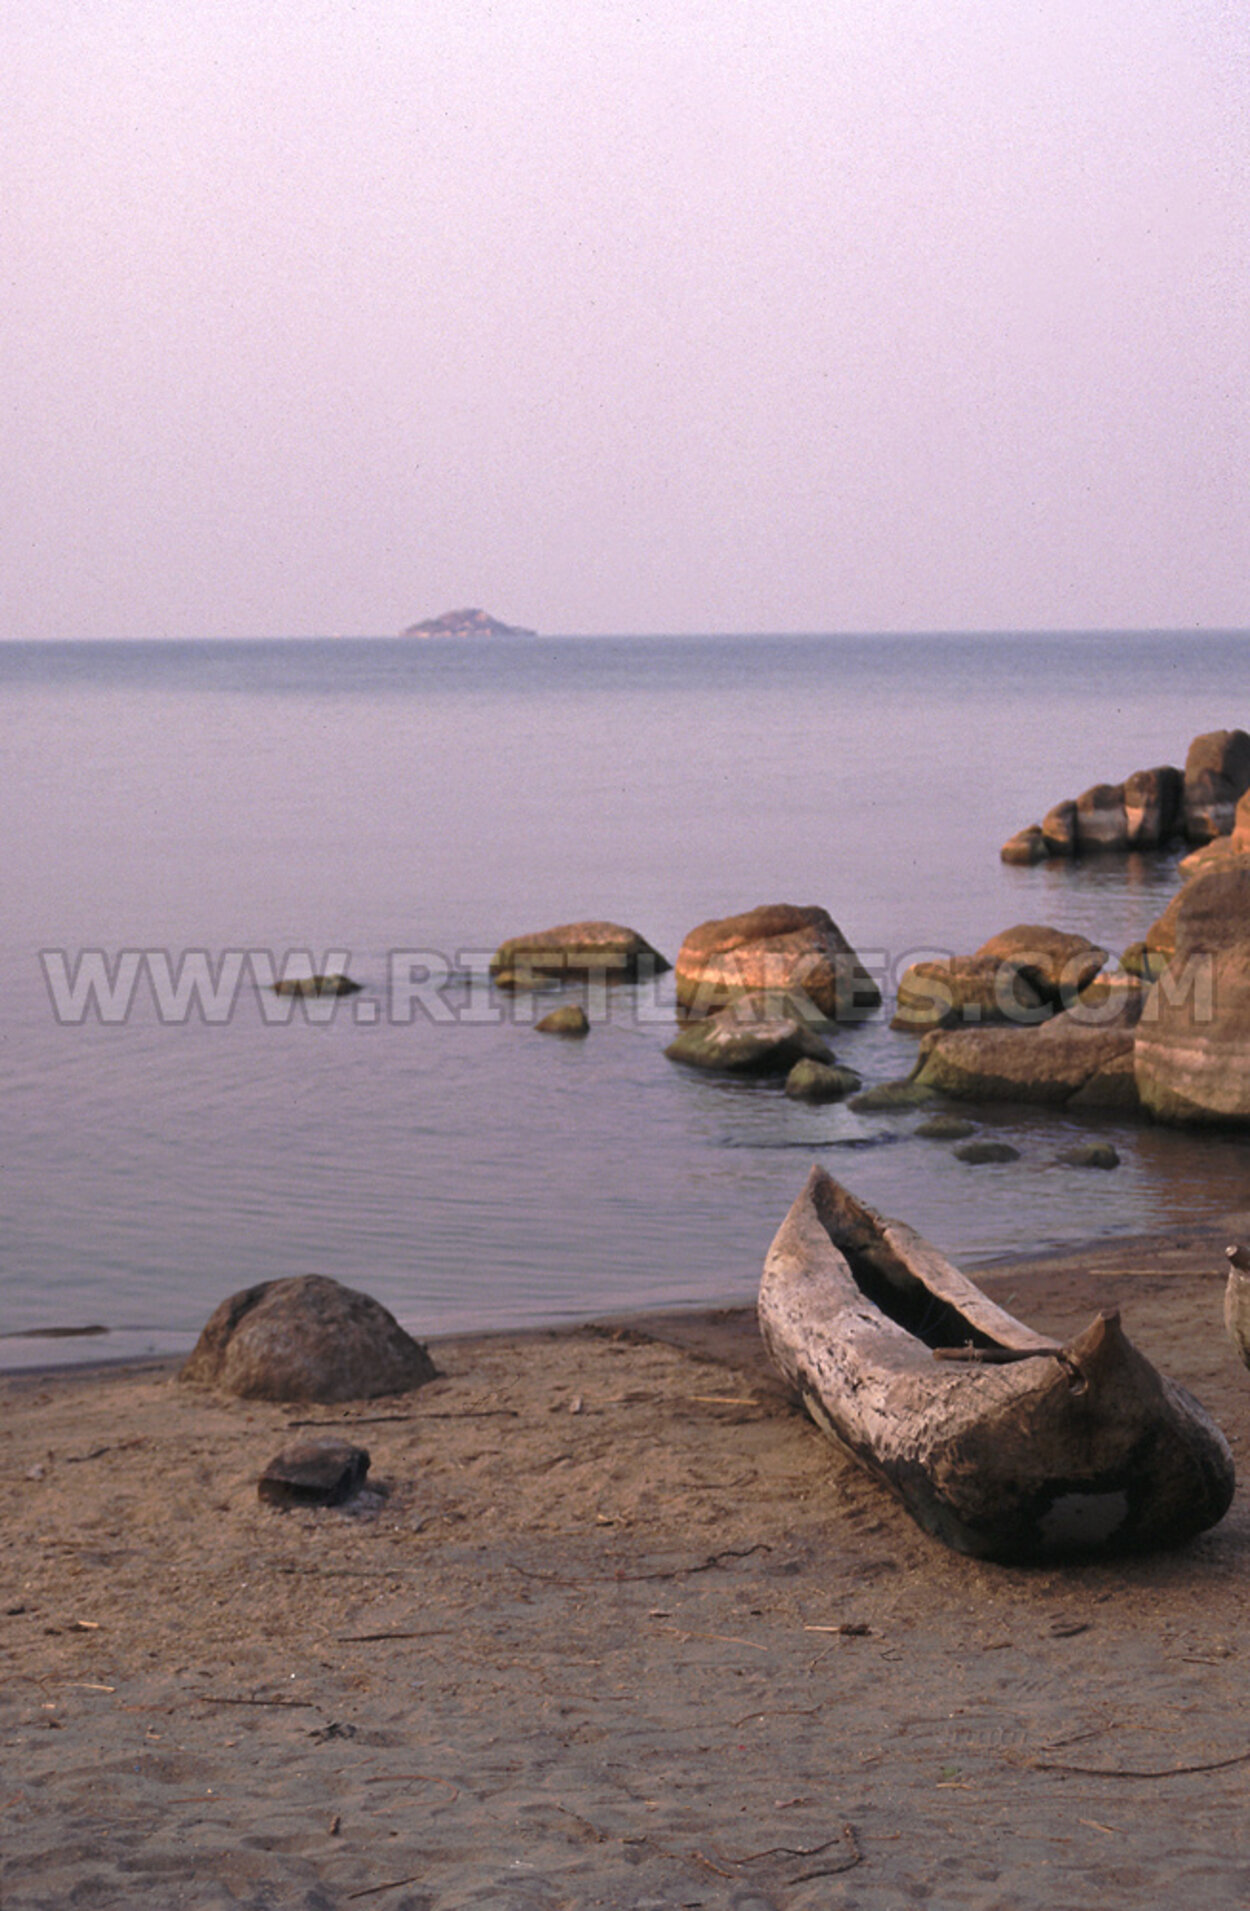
[6,1219,1250,1911]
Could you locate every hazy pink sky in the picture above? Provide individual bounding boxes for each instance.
[6,1,1248,637]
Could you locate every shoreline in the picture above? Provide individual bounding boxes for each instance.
[2,1209,1241,1387]
[5,1222,1250,1906]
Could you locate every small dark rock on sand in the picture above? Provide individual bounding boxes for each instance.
[259,1440,371,1507]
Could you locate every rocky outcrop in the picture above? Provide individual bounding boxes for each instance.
[180,1276,439,1402]
[892,955,1047,1033]
[1134,863,1250,1123]
[1183,730,1250,844]
[1000,759,1187,861]
[1000,827,1046,865]
[665,1005,835,1077]
[913,993,1142,1108]
[401,607,537,639]
[674,904,881,1021]
[491,921,670,989]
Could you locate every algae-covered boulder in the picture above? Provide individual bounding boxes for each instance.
[491,921,669,989]
[914,994,1142,1108]
[675,904,880,1021]
[665,1006,835,1077]
[784,1059,863,1103]
[181,1276,438,1402]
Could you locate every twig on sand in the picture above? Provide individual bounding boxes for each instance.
[1026,1749,1250,1779]
[712,1824,864,1875]
[335,1630,451,1643]
[195,1695,317,1709]
[346,1874,427,1901]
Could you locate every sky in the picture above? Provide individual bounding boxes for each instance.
[5,0,1248,638]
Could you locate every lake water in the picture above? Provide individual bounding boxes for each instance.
[4,630,1249,1368]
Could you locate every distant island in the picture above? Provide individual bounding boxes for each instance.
[400,607,538,640]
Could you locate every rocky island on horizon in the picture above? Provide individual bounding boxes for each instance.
[400,607,537,640]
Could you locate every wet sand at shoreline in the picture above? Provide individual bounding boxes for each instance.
[5,1219,1250,1910]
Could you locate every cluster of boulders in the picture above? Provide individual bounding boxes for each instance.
[1001,729,1250,864]
[494,904,877,1101]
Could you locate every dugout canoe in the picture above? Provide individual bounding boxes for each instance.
[758,1167,1234,1561]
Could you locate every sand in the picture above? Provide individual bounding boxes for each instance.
[5,1223,1250,1911]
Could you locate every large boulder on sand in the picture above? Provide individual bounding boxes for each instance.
[973,925,1108,1009]
[913,993,1143,1109]
[180,1276,439,1402]
[674,904,881,1021]
[491,921,670,989]
[1135,864,1250,1123]
[1183,730,1250,844]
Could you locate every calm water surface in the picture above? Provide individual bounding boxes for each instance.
[3,632,1249,1367]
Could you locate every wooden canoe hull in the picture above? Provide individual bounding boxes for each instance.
[759,1168,1234,1561]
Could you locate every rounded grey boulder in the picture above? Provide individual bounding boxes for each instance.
[180,1275,439,1402]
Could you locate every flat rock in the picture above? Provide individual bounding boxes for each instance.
[180,1275,439,1402]
[491,921,669,989]
[258,1440,371,1506]
[953,1140,1020,1164]
[913,1114,978,1140]
[272,973,362,996]
[915,994,1143,1107]
[1057,1143,1120,1169]
[674,903,881,1021]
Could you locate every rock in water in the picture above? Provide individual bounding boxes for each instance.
[1135,863,1250,1123]
[1183,729,1250,844]
[272,973,362,997]
[535,1003,590,1036]
[491,921,670,989]
[784,1059,863,1102]
[180,1276,439,1402]
[258,1440,371,1506]
[665,1009,835,1076]
[675,903,881,1021]
[973,925,1108,1009]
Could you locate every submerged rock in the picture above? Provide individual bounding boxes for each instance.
[180,1275,439,1402]
[784,1059,863,1103]
[954,1140,1020,1165]
[675,903,881,1021]
[1057,1142,1120,1169]
[913,1114,979,1140]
